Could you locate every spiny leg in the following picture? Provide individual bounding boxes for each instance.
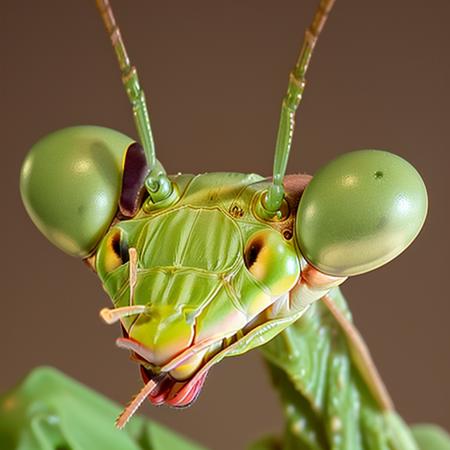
[264,0,336,215]
[95,0,172,200]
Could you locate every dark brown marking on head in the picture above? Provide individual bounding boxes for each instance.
[244,235,264,270]
[230,204,244,218]
[283,229,293,240]
[119,142,149,217]
[109,230,129,263]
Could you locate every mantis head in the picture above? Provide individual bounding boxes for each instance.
[20,125,427,427]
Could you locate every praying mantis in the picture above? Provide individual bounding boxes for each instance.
[5,0,448,446]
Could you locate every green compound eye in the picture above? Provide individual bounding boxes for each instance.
[296,150,428,277]
[20,126,134,258]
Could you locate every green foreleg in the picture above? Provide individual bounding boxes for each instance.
[258,288,436,450]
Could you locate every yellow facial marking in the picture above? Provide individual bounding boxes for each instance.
[103,230,123,272]
[96,228,129,278]
[244,230,300,296]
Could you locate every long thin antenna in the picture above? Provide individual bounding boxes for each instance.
[264,0,336,215]
[95,0,156,172]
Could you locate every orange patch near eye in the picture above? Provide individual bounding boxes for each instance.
[249,248,270,281]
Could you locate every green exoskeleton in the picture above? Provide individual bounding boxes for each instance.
[19,0,440,448]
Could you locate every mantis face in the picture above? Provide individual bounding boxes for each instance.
[94,173,306,411]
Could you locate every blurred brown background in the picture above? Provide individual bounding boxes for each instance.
[2,1,449,448]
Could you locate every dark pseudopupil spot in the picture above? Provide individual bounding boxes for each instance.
[111,232,129,264]
[374,170,384,179]
[244,238,263,269]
